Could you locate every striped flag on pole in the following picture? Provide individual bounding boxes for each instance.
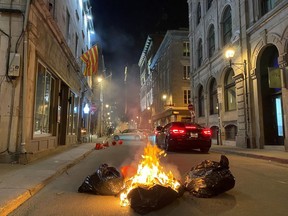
[80,45,98,76]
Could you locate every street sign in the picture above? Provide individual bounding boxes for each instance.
[188,104,194,111]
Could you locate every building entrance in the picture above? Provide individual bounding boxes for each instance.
[259,45,284,145]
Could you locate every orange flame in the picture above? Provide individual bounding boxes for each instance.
[120,142,181,206]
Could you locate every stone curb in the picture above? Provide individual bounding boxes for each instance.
[210,149,288,164]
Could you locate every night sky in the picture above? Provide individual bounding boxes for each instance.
[91,0,188,119]
[91,0,189,79]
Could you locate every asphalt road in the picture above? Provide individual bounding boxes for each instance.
[9,140,288,216]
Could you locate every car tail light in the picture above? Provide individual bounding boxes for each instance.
[170,127,185,134]
[202,128,212,136]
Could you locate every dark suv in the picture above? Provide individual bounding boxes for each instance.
[155,122,212,153]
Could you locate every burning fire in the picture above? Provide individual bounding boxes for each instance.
[120,142,181,206]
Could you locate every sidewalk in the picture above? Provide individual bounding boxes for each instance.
[210,144,288,164]
[0,139,287,215]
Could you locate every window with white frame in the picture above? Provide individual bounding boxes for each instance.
[184,89,191,104]
[183,42,190,57]
[183,65,190,80]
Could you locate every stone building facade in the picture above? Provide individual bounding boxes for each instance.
[0,0,99,163]
[188,0,288,150]
[139,30,191,129]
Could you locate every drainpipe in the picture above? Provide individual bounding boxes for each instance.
[20,0,31,154]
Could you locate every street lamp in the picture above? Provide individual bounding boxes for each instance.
[225,48,250,148]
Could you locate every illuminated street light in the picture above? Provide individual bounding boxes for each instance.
[97,77,103,83]
[83,103,90,114]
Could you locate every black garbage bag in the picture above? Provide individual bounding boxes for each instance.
[78,163,124,195]
[184,155,235,198]
[128,184,184,215]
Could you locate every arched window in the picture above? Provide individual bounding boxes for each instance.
[197,39,203,67]
[207,0,213,10]
[224,68,236,111]
[208,25,215,58]
[197,2,201,25]
[209,78,218,114]
[198,85,205,117]
[222,6,232,46]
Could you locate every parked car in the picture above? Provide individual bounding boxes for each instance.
[155,122,212,153]
[113,129,147,141]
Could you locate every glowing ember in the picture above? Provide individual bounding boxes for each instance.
[120,142,181,206]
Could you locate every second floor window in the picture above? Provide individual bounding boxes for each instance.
[208,25,215,58]
[183,42,190,56]
[222,6,232,46]
[66,9,71,42]
[261,0,280,16]
[184,89,191,104]
[183,65,190,80]
[198,39,203,67]
[197,2,201,25]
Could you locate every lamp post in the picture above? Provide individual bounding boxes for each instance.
[225,48,250,148]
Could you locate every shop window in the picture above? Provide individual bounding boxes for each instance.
[225,124,237,140]
[224,69,236,111]
[34,63,56,135]
[222,6,232,46]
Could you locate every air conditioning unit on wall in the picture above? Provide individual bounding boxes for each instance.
[9,53,20,77]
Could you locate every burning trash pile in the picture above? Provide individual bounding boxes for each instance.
[78,143,235,215]
[119,143,184,214]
